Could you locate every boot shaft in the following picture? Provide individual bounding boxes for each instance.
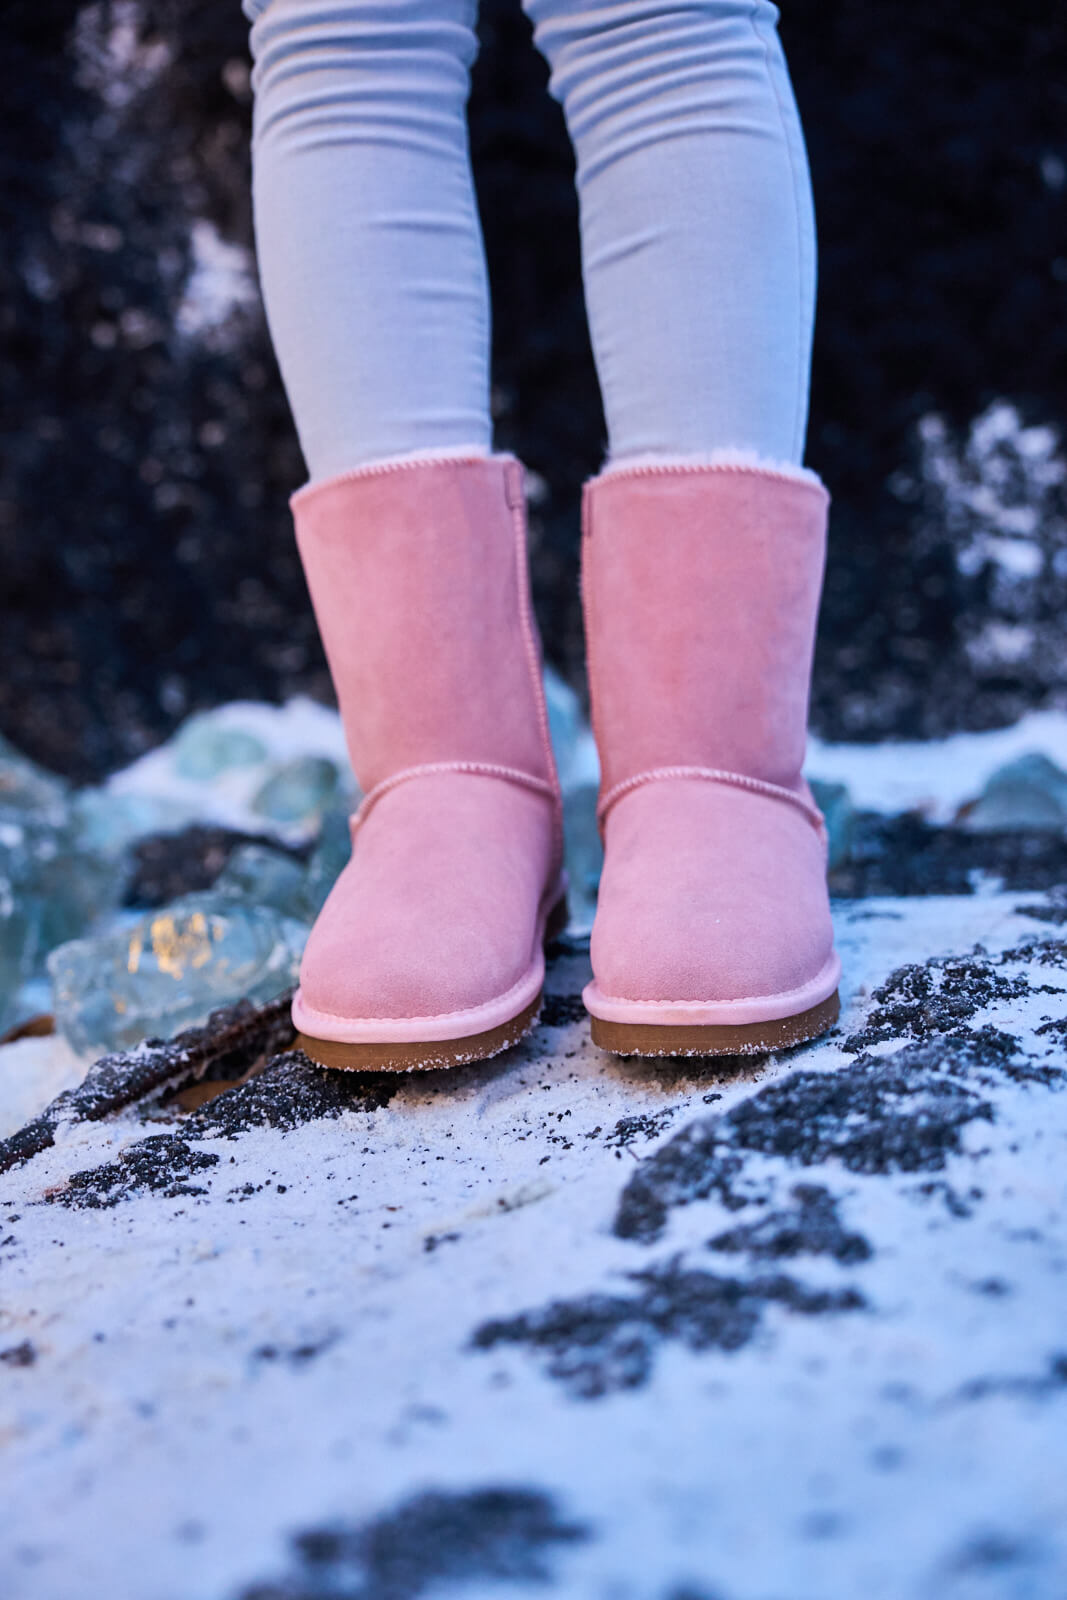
[580,460,831,798]
[290,452,560,799]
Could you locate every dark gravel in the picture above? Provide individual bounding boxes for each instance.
[1,3,1065,780]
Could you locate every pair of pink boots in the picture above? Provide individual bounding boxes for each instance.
[289,450,841,1069]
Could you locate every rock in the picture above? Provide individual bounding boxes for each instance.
[541,668,601,931]
[46,893,307,1055]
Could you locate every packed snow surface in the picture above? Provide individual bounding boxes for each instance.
[2,890,1066,1600]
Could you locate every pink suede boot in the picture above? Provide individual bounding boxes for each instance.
[289,451,566,1071]
[580,457,841,1056]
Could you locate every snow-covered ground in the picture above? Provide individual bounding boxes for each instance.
[2,885,1066,1600]
[3,689,1067,1599]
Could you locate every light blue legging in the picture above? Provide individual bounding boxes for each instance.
[242,0,817,483]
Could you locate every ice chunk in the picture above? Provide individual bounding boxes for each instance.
[543,666,583,788]
[299,806,353,919]
[173,714,269,780]
[104,698,358,846]
[542,666,601,797]
[0,883,30,1038]
[0,818,125,1036]
[71,787,193,859]
[808,778,854,869]
[47,893,306,1054]
[562,782,602,935]
[0,732,70,825]
[212,842,310,920]
[215,806,353,927]
[957,751,1067,831]
[251,756,342,825]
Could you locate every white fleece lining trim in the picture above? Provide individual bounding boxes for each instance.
[597,447,825,490]
[291,445,509,507]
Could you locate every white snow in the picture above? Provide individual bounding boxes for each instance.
[907,402,1067,585]
[806,708,1067,822]
[2,891,1066,1599]
[0,1032,89,1140]
[72,0,171,112]
[176,220,261,343]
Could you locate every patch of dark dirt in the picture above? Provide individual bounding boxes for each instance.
[252,1335,338,1368]
[856,1012,1061,1087]
[946,1533,1039,1577]
[239,1487,588,1600]
[604,1109,679,1150]
[1000,935,1067,969]
[707,1183,873,1266]
[842,953,1035,1052]
[0,1340,36,1367]
[539,993,587,1029]
[662,1588,726,1600]
[40,1053,396,1206]
[912,1179,986,1219]
[1014,885,1067,925]
[614,1036,1000,1244]
[181,1051,397,1140]
[945,1353,1067,1406]
[0,990,295,1176]
[471,1260,865,1398]
[830,819,1067,899]
[47,1134,220,1209]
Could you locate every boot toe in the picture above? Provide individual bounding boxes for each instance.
[296,775,558,1029]
[590,779,835,1010]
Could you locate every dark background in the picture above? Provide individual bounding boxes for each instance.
[3,0,1066,784]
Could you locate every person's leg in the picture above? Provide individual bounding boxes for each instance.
[521,0,817,468]
[522,0,838,1055]
[241,0,566,1068]
[244,0,493,480]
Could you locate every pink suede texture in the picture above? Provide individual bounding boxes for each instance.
[582,464,830,795]
[296,774,557,1031]
[589,779,835,1006]
[291,455,554,794]
[581,462,840,1018]
[289,453,563,1038]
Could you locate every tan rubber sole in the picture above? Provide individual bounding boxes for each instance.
[295,994,543,1073]
[589,988,840,1058]
[294,894,569,1073]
